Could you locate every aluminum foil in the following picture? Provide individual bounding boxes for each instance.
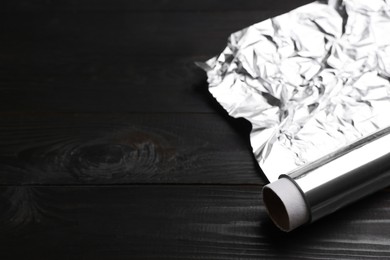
[199,0,390,182]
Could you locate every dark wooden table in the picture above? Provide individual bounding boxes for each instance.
[1,0,390,259]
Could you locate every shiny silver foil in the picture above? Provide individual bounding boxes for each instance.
[286,125,390,224]
[200,0,390,182]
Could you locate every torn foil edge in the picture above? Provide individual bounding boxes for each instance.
[199,0,390,182]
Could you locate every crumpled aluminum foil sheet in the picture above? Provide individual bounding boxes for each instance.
[199,0,390,182]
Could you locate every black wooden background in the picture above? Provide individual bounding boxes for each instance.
[1,0,390,259]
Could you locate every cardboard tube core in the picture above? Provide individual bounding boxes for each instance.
[263,178,309,232]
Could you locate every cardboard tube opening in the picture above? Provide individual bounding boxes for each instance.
[263,178,310,232]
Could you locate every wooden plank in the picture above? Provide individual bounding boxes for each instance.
[3,0,312,12]
[0,11,281,57]
[0,11,281,113]
[0,113,262,185]
[0,185,389,259]
[0,56,222,113]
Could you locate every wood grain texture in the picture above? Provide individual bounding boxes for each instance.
[1,11,267,57]
[0,4,307,114]
[3,0,312,12]
[0,56,214,113]
[0,11,281,113]
[2,0,390,258]
[0,185,390,259]
[0,113,262,185]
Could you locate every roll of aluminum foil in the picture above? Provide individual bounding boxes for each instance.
[198,0,390,231]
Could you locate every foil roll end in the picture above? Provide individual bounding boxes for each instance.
[263,178,310,232]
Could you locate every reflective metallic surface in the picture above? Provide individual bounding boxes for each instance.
[200,0,390,182]
[285,126,390,222]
